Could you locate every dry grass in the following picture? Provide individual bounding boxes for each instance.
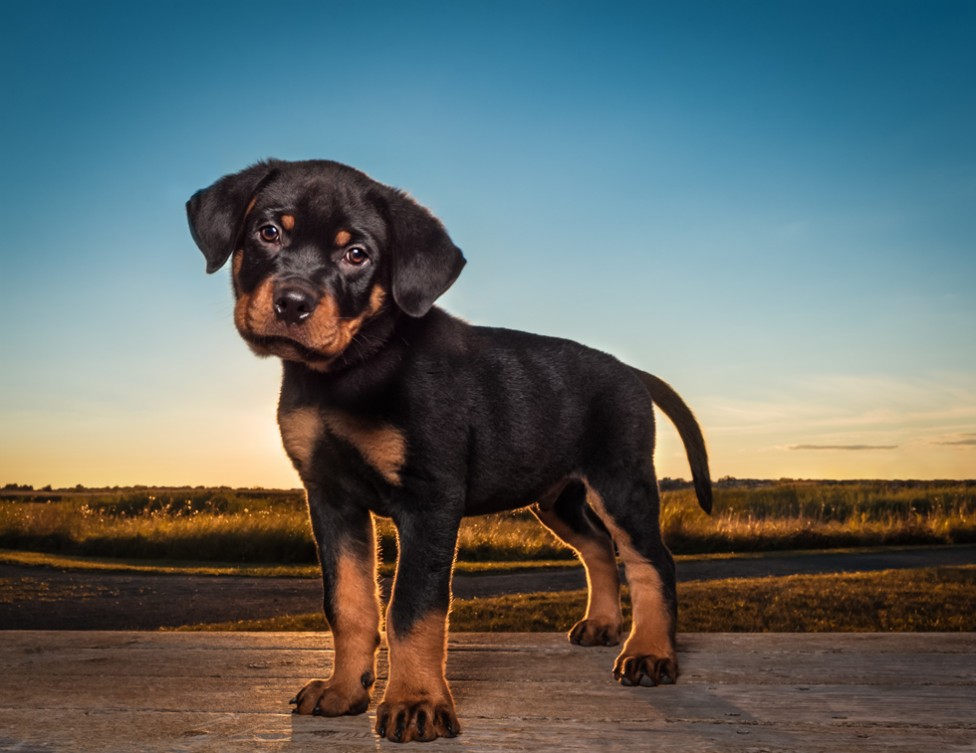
[1,481,973,564]
[662,481,976,553]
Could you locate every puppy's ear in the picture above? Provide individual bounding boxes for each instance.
[186,161,279,273]
[385,190,466,317]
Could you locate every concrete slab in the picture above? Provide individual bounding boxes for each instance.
[0,632,974,752]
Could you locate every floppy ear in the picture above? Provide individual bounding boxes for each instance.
[186,161,279,273]
[385,190,466,317]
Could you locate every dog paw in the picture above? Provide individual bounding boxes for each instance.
[613,654,678,687]
[290,677,372,716]
[569,617,622,647]
[375,694,460,743]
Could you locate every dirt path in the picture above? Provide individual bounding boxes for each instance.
[2,545,974,630]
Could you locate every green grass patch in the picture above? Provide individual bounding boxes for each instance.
[1,481,974,564]
[170,565,976,633]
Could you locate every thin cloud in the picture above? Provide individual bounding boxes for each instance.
[788,444,899,451]
[705,372,976,439]
[934,434,976,447]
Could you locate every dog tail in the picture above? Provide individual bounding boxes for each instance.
[632,369,713,514]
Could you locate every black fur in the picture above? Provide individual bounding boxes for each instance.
[187,159,712,742]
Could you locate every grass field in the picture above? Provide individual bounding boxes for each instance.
[3,482,973,633]
[1,480,974,564]
[169,566,976,633]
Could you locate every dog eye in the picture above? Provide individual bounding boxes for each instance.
[344,247,370,266]
[258,225,280,243]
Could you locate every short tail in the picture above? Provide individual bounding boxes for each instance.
[633,369,713,514]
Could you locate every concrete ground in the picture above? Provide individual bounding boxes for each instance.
[1,632,974,752]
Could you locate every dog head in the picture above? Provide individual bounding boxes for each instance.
[186,159,465,369]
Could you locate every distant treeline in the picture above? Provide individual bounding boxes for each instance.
[5,477,974,497]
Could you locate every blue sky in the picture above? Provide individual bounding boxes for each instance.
[1,0,974,487]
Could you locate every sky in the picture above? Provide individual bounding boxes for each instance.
[1,0,974,488]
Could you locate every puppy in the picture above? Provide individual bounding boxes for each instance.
[187,159,712,743]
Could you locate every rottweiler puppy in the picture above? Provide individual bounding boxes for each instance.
[186,159,712,743]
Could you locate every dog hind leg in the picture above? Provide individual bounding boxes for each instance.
[583,473,679,686]
[531,481,623,646]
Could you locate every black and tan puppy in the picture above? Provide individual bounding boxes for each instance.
[186,159,712,743]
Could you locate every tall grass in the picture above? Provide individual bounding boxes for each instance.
[0,481,973,564]
[0,490,314,564]
[663,481,976,553]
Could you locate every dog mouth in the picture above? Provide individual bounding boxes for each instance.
[232,280,387,367]
[243,333,337,364]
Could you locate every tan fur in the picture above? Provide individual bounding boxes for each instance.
[280,213,295,231]
[324,284,388,365]
[584,482,674,662]
[303,293,372,355]
[378,610,459,741]
[235,278,272,332]
[292,539,381,716]
[278,407,323,476]
[366,284,387,315]
[576,538,622,626]
[306,360,333,374]
[235,278,388,366]
[385,610,451,697]
[330,545,381,687]
[233,288,250,333]
[334,229,352,246]
[323,408,405,485]
[233,278,274,357]
[532,502,621,629]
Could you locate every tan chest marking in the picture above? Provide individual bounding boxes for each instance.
[278,407,323,475]
[323,408,406,486]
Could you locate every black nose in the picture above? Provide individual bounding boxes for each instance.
[273,283,320,324]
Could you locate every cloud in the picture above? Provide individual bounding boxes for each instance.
[788,444,898,451]
[934,434,976,447]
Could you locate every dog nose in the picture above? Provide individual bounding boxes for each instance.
[273,283,320,324]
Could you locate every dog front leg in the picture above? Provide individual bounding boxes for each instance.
[375,510,461,743]
[292,488,381,716]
